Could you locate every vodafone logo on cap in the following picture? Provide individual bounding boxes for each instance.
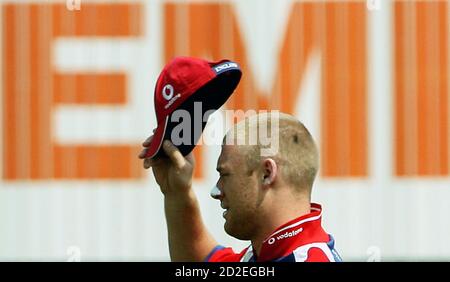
[162,84,181,109]
[162,84,174,100]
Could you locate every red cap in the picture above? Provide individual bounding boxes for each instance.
[146,56,241,158]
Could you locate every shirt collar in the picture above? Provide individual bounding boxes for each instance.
[256,203,327,261]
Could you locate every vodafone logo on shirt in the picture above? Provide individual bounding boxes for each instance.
[268,228,303,245]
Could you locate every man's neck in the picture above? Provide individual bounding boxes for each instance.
[250,193,311,257]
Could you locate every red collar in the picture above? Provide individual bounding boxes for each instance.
[256,203,329,261]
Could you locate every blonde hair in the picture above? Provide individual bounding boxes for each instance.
[226,112,319,192]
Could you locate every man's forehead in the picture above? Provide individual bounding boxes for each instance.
[217,144,238,166]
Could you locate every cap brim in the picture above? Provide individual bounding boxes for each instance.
[144,116,169,158]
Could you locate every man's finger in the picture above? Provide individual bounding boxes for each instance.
[144,158,152,169]
[162,140,186,169]
[138,148,149,159]
[144,156,167,169]
[185,152,195,166]
[142,129,157,147]
[142,136,154,147]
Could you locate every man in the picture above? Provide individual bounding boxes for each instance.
[138,112,342,262]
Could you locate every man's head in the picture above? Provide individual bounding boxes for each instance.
[212,112,319,240]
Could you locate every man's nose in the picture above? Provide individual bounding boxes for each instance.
[210,185,223,200]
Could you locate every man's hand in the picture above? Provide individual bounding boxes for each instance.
[139,137,194,196]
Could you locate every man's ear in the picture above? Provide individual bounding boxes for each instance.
[262,158,277,186]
